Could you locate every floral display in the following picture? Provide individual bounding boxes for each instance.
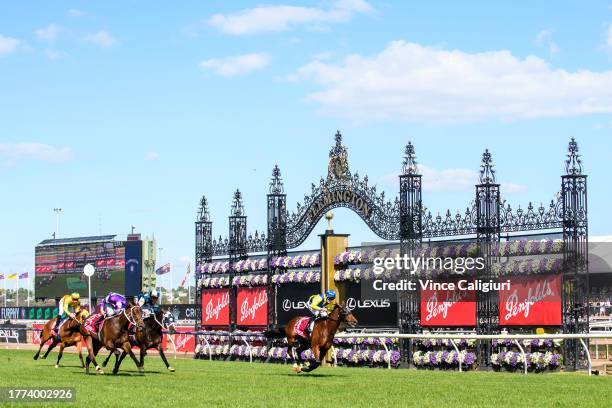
[270,270,320,284]
[490,351,562,371]
[232,274,268,287]
[200,253,320,274]
[333,337,397,347]
[491,257,563,276]
[199,276,230,288]
[491,338,563,348]
[334,240,564,267]
[415,338,477,349]
[334,256,564,282]
[413,350,477,368]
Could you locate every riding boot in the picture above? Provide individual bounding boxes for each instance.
[53,315,61,335]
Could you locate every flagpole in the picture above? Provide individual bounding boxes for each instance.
[27,272,30,307]
[16,275,19,307]
[187,263,191,304]
[3,275,6,307]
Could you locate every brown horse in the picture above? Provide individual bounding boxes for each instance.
[101,308,176,373]
[33,311,87,368]
[266,303,358,373]
[80,305,145,375]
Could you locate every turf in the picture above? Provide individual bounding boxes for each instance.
[0,349,610,408]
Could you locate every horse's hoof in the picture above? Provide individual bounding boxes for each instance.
[97,369,105,375]
[167,367,175,372]
[54,365,59,369]
[138,367,144,374]
[33,355,38,360]
[292,365,301,373]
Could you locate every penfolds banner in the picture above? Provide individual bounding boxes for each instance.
[237,287,268,326]
[162,326,195,353]
[201,289,230,326]
[420,279,476,327]
[499,274,562,326]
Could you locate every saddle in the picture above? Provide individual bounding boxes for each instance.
[83,313,104,337]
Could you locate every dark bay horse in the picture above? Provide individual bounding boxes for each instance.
[80,305,145,375]
[266,303,358,373]
[102,309,176,373]
[33,311,87,368]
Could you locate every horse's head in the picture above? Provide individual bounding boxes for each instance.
[128,305,146,331]
[338,303,358,327]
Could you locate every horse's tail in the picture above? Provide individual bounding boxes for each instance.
[263,327,286,339]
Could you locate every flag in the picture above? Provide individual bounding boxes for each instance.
[155,263,171,275]
[19,272,29,279]
[7,273,17,280]
[179,264,191,288]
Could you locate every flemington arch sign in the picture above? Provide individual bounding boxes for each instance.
[194,132,588,368]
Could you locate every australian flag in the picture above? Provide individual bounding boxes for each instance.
[155,263,171,275]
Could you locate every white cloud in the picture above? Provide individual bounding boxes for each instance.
[0,143,73,164]
[45,49,66,60]
[291,40,612,123]
[68,9,84,17]
[535,29,559,56]
[207,0,374,35]
[199,53,269,77]
[83,31,116,48]
[382,165,527,194]
[0,34,20,57]
[35,24,62,42]
[145,151,159,161]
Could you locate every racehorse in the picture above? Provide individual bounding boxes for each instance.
[101,308,176,373]
[80,304,145,375]
[33,310,87,368]
[266,303,358,373]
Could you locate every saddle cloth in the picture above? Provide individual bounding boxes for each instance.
[83,313,104,336]
[294,317,310,339]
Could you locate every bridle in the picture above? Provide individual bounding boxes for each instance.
[122,306,143,328]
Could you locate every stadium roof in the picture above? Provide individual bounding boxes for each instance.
[37,235,117,247]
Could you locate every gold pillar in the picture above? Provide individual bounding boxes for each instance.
[320,232,349,298]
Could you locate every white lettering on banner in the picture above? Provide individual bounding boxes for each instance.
[282,299,308,311]
[240,291,268,322]
[205,292,230,322]
[185,308,196,319]
[346,297,391,311]
[0,329,19,342]
[424,290,467,322]
[174,333,190,350]
[504,279,554,321]
[0,308,19,320]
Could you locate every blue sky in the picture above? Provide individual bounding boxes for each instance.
[1,1,611,289]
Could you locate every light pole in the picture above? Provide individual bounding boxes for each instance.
[53,208,63,238]
[83,264,95,312]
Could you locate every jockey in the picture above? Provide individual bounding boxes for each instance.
[306,289,336,333]
[138,289,160,314]
[101,292,127,318]
[53,292,81,334]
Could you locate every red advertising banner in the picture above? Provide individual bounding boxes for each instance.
[420,279,476,326]
[201,289,230,326]
[237,287,268,326]
[162,326,195,354]
[499,274,562,326]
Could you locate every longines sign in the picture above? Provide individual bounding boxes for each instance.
[307,189,371,223]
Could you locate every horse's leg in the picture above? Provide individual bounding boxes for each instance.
[42,339,58,359]
[112,351,127,375]
[123,342,144,374]
[158,344,175,371]
[84,337,103,374]
[102,349,114,368]
[55,343,65,368]
[301,345,321,373]
[76,339,85,368]
[33,330,50,360]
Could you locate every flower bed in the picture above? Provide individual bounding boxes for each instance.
[270,270,320,284]
[491,351,562,372]
[414,338,476,349]
[199,253,320,274]
[413,350,477,369]
[491,338,563,348]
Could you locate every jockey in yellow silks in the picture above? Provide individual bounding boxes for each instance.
[306,289,336,333]
[53,293,81,335]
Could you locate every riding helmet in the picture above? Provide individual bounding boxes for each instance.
[71,292,80,300]
[325,289,336,300]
